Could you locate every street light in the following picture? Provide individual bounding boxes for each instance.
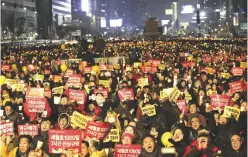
[24,7,26,10]
[2,3,5,6]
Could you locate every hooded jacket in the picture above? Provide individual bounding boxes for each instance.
[183,140,218,157]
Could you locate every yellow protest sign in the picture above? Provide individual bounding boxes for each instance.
[185,93,192,101]
[126,67,133,72]
[138,78,149,87]
[11,83,25,92]
[160,88,173,99]
[141,105,156,117]
[84,85,90,94]
[134,62,142,68]
[220,73,230,79]
[206,90,218,96]
[70,111,91,129]
[169,87,181,102]
[223,106,240,121]
[187,55,193,61]
[99,80,110,88]
[5,79,17,86]
[206,67,215,75]
[158,64,166,70]
[53,75,62,83]
[32,74,44,81]
[52,86,64,95]
[240,62,247,69]
[104,129,120,142]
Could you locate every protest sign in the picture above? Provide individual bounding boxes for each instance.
[220,73,230,79]
[138,78,149,87]
[158,64,166,70]
[32,74,44,82]
[115,144,142,157]
[210,95,230,110]
[118,89,135,101]
[141,105,156,116]
[18,124,38,137]
[0,122,14,135]
[5,79,17,86]
[229,81,245,93]
[126,67,133,72]
[134,62,142,68]
[70,111,91,129]
[185,93,192,101]
[68,89,86,104]
[142,66,152,73]
[83,67,92,73]
[223,106,240,121]
[104,129,120,142]
[240,62,247,69]
[85,121,111,140]
[26,88,44,98]
[53,75,62,83]
[149,60,161,67]
[49,129,82,154]
[52,86,64,95]
[68,74,82,83]
[65,69,74,77]
[231,67,244,76]
[1,65,11,71]
[44,70,51,75]
[160,88,173,99]
[169,87,181,102]
[94,89,109,98]
[11,83,25,92]
[26,97,46,112]
[206,90,217,96]
[99,80,110,88]
[176,100,188,113]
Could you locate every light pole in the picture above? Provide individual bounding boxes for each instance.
[196,0,201,37]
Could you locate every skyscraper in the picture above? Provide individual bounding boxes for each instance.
[53,0,72,25]
[1,0,37,39]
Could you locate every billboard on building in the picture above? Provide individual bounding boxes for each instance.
[181,5,195,14]
[165,9,173,15]
[101,18,107,28]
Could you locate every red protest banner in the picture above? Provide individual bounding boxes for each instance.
[151,66,158,73]
[181,61,195,67]
[210,95,230,110]
[115,144,142,157]
[0,122,14,135]
[68,89,86,104]
[65,69,74,77]
[68,74,82,83]
[18,124,38,137]
[85,121,111,140]
[94,89,109,98]
[176,100,188,113]
[118,89,135,101]
[53,75,62,83]
[231,67,244,76]
[148,60,161,67]
[1,65,11,71]
[49,129,82,154]
[143,66,152,73]
[83,67,92,73]
[229,81,245,93]
[26,97,46,112]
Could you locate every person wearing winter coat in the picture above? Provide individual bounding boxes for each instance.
[138,135,163,157]
[183,128,219,157]
[222,133,247,157]
[32,117,53,156]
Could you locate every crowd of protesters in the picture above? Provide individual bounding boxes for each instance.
[0,38,247,157]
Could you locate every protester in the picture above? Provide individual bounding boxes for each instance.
[0,38,247,157]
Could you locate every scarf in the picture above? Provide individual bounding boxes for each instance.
[16,149,28,157]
